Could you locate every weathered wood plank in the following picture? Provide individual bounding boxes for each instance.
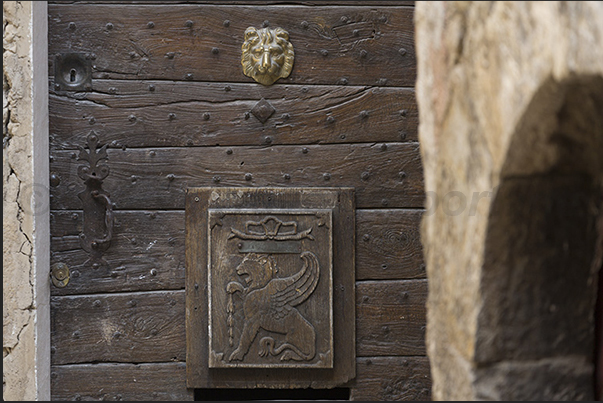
[51,1,414,5]
[51,290,186,365]
[349,356,431,401]
[50,209,424,295]
[48,4,415,86]
[356,209,424,280]
[49,83,418,149]
[50,211,185,295]
[49,356,426,402]
[49,143,424,210]
[50,281,425,365]
[50,362,193,401]
[356,280,427,356]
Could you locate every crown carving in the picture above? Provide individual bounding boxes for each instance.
[228,216,314,241]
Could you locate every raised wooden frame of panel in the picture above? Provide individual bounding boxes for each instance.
[185,187,355,388]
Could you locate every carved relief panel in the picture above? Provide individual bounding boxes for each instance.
[186,187,355,388]
[208,210,332,368]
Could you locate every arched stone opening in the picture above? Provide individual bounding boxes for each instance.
[475,76,603,400]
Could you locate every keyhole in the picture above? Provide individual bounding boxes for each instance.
[70,69,77,82]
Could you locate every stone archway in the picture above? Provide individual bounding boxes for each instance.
[414,1,603,400]
[475,76,603,400]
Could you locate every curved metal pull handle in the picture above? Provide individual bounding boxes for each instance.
[77,132,113,271]
[91,190,113,248]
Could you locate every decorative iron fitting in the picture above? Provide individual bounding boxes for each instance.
[54,53,92,91]
[241,27,294,85]
[77,131,113,270]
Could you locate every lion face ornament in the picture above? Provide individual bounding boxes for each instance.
[241,27,294,86]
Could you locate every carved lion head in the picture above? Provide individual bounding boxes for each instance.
[236,253,278,290]
[241,27,294,86]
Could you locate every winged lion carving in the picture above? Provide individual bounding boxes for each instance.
[226,251,319,362]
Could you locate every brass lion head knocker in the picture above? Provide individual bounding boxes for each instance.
[241,27,294,86]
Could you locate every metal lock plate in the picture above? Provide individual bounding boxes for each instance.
[51,263,70,288]
[54,53,92,91]
[186,187,356,388]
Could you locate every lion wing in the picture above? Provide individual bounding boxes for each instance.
[270,252,320,318]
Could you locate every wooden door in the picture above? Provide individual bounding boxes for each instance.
[48,1,429,400]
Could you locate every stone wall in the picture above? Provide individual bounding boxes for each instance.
[415,1,603,400]
[3,1,49,400]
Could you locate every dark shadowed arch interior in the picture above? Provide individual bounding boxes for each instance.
[475,76,603,400]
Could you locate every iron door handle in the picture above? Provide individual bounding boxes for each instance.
[90,190,113,248]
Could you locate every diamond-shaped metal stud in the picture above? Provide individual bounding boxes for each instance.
[251,98,275,124]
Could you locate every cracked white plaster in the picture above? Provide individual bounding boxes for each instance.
[3,1,40,401]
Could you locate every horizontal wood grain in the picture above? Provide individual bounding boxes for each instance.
[50,209,424,295]
[49,356,427,401]
[50,211,185,295]
[356,209,424,280]
[50,362,193,401]
[49,82,418,149]
[50,280,425,364]
[51,1,414,5]
[356,280,427,356]
[350,356,431,401]
[50,290,186,365]
[48,4,415,86]
[49,143,424,210]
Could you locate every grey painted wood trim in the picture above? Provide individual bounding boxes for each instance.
[33,1,51,400]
